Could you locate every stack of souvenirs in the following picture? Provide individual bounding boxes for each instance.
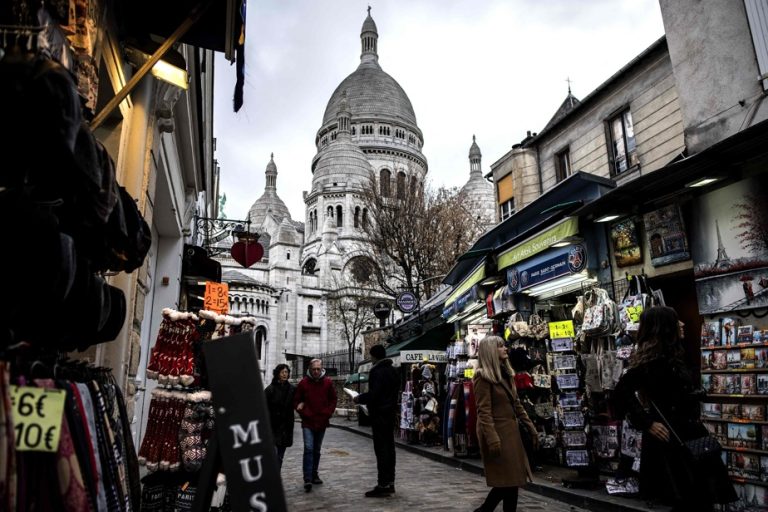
[401,363,441,445]
[136,308,259,510]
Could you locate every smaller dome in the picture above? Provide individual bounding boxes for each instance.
[248,155,292,227]
[469,134,481,159]
[361,8,377,34]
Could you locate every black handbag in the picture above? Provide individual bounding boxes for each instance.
[649,400,722,462]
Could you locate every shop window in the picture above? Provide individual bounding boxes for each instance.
[500,198,515,221]
[380,169,391,197]
[607,109,638,174]
[336,205,343,227]
[555,147,571,182]
[307,305,313,323]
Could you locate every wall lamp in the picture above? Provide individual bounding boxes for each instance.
[125,40,189,90]
[685,177,721,188]
[595,214,621,223]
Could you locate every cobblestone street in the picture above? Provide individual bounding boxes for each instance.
[278,426,586,512]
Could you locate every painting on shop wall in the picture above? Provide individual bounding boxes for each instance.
[691,176,768,315]
[643,205,691,267]
[610,218,642,267]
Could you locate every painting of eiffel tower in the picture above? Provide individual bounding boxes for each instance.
[713,219,731,269]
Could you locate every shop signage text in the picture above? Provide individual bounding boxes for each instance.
[498,217,579,270]
[372,300,392,320]
[400,350,448,363]
[548,320,575,340]
[204,281,229,314]
[507,244,587,292]
[396,291,419,313]
[10,385,65,452]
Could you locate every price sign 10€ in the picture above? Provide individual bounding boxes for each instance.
[10,386,66,452]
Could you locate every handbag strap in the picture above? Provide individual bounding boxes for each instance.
[637,393,684,446]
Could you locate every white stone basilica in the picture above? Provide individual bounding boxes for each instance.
[218,10,495,376]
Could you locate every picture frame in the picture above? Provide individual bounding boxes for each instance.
[551,338,574,352]
[643,204,691,267]
[738,325,754,344]
[565,449,590,467]
[757,374,768,394]
[563,431,587,447]
[722,403,740,419]
[742,404,765,421]
[610,218,642,268]
[556,373,579,390]
[727,423,758,449]
[701,403,722,419]
[563,411,585,428]
[741,373,757,395]
[559,392,580,408]
[553,354,577,370]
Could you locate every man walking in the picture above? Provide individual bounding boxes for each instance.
[355,344,400,497]
[294,358,337,492]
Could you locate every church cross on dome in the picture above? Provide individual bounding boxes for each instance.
[360,7,379,66]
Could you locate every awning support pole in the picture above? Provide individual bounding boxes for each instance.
[90,0,215,129]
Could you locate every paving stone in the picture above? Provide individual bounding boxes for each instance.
[277,427,587,512]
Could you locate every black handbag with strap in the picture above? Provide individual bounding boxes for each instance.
[648,400,721,462]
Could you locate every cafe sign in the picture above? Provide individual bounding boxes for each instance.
[400,350,448,363]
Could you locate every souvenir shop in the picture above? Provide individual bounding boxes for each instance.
[0,1,249,510]
[439,153,768,508]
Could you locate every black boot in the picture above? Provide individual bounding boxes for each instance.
[365,484,395,497]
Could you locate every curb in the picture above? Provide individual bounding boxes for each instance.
[330,422,670,512]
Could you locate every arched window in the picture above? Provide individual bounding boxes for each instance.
[307,305,313,323]
[351,126,356,135]
[410,176,417,195]
[397,171,406,199]
[362,208,369,228]
[354,206,361,228]
[287,250,291,260]
[336,205,343,227]
[380,169,391,197]
[327,205,333,218]
[303,258,317,275]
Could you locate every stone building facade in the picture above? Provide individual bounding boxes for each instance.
[219,10,493,377]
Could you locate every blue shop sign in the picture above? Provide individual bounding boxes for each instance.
[506,244,587,292]
[443,285,481,318]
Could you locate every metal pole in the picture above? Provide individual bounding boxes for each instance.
[90,0,215,129]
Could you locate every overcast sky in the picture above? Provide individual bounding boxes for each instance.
[213,0,665,223]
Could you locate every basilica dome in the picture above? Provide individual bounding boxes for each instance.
[247,154,292,227]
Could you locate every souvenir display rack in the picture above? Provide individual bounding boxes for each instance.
[700,315,768,504]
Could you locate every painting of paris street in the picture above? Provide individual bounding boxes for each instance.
[691,176,768,315]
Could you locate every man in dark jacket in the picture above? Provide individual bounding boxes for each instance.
[355,344,400,497]
[293,358,337,492]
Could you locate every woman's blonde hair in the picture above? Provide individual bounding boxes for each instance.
[476,335,514,384]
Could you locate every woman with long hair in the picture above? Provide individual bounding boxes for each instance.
[614,306,735,511]
[472,335,538,512]
[264,363,296,469]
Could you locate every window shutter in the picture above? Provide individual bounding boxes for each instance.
[497,174,514,204]
[745,0,768,90]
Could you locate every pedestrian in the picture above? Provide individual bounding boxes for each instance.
[353,344,399,497]
[472,336,538,512]
[293,358,338,492]
[264,363,296,469]
[613,306,736,511]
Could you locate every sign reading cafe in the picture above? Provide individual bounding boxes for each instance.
[507,244,587,292]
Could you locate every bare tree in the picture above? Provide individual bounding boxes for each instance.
[325,273,379,372]
[358,172,485,299]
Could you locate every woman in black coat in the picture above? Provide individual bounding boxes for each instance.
[265,364,296,468]
[613,306,735,511]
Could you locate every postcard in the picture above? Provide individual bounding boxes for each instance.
[741,373,757,395]
[742,404,765,421]
[702,403,722,418]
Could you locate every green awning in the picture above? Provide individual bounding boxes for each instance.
[444,261,485,308]
[345,373,369,384]
[385,323,454,357]
[497,216,579,270]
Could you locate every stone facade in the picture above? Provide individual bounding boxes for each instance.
[219,10,493,378]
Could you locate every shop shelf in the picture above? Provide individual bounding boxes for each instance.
[702,417,768,425]
[701,342,768,351]
[728,476,768,487]
[722,446,768,456]
[701,368,768,373]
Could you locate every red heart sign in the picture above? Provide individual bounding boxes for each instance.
[230,241,264,268]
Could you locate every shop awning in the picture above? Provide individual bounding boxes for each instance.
[444,261,485,307]
[119,0,244,59]
[385,323,454,358]
[497,216,579,270]
[443,172,615,287]
[345,373,369,384]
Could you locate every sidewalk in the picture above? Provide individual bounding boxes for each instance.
[329,417,672,512]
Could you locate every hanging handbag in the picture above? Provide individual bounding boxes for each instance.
[505,312,530,340]
[528,313,549,340]
[647,399,721,462]
[531,365,552,389]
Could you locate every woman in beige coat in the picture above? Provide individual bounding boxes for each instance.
[472,336,538,512]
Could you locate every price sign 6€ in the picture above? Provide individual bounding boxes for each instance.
[10,386,66,452]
